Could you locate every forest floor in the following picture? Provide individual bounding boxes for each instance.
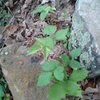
[0,0,100,100]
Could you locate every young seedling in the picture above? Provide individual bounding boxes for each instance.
[33,5,56,21]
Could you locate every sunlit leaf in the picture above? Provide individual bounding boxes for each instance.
[43,47,51,58]
[36,37,55,49]
[27,45,41,55]
[44,6,51,12]
[33,5,46,14]
[40,11,48,21]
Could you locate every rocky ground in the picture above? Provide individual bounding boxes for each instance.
[0,0,100,100]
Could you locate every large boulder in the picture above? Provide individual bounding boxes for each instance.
[70,0,100,78]
[0,43,48,100]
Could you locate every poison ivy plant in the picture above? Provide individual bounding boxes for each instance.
[28,6,89,100]
[28,25,69,57]
[28,24,88,99]
[33,5,56,21]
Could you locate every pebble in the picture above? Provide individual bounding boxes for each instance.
[0,51,9,56]
[19,60,24,65]
[4,51,9,55]
[0,51,4,55]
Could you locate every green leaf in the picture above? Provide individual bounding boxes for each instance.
[49,81,82,100]
[69,60,81,68]
[61,54,69,67]
[55,28,69,40]
[45,37,55,48]
[51,6,56,10]
[70,48,81,58]
[36,37,55,49]
[33,5,46,14]
[0,85,4,99]
[54,66,64,81]
[27,45,41,55]
[66,80,82,97]
[64,43,67,49]
[70,69,88,82]
[40,11,48,21]
[43,47,51,58]
[44,6,51,12]
[36,38,46,46]
[37,37,55,57]
[41,60,60,71]
[43,25,56,35]
[66,32,71,38]
[49,82,67,100]
[37,72,52,86]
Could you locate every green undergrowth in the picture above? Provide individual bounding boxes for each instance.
[0,0,11,27]
[0,77,10,100]
[28,5,88,100]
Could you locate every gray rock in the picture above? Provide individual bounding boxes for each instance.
[0,43,48,100]
[0,34,3,48]
[70,0,100,78]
